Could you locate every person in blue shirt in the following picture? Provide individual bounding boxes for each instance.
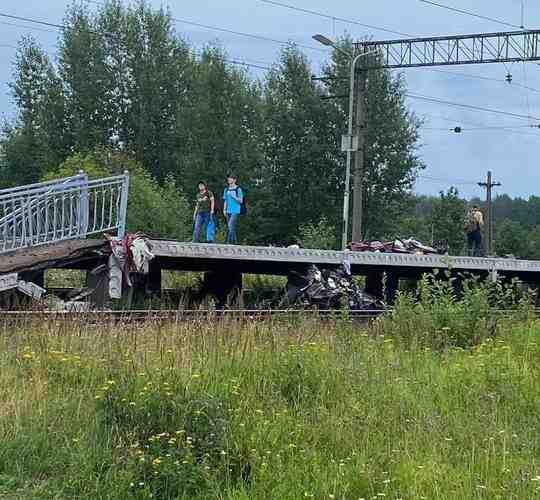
[223,173,243,244]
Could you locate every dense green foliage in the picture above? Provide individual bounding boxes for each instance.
[1,282,539,499]
[410,192,540,258]
[0,1,422,247]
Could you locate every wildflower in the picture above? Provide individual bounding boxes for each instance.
[129,402,136,407]
[22,353,33,360]
[152,458,162,466]
[220,450,227,456]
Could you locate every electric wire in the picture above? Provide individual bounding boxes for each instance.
[257,0,540,94]
[0,11,114,38]
[83,0,326,53]
[406,92,540,121]
[418,0,523,30]
[424,67,540,94]
[257,0,413,38]
[417,174,477,185]
[0,9,273,73]
[0,19,58,34]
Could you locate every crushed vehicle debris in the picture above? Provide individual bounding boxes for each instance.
[350,238,448,255]
[280,263,384,311]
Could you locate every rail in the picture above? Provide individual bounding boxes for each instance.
[0,172,129,254]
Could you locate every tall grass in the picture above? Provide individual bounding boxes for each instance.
[1,288,540,499]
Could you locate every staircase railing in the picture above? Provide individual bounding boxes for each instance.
[0,172,129,255]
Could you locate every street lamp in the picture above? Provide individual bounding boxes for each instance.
[313,34,377,249]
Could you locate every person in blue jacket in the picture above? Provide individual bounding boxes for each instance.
[223,174,243,244]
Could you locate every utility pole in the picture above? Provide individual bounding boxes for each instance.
[478,171,501,256]
[351,65,367,242]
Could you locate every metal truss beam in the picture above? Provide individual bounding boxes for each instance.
[357,29,540,69]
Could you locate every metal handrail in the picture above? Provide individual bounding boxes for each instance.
[0,172,129,255]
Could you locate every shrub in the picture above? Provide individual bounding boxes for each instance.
[372,274,531,349]
[298,217,337,250]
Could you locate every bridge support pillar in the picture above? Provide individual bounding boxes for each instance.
[365,271,399,305]
[385,272,399,306]
[147,262,162,298]
[193,269,243,309]
[365,271,383,301]
[85,264,109,308]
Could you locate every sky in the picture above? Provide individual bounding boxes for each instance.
[1,0,539,199]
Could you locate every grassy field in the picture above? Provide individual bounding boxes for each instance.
[1,284,540,499]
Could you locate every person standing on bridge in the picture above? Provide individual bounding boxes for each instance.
[464,205,484,257]
[193,182,215,243]
[223,174,244,244]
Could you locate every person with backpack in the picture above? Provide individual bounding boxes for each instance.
[223,173,245,244]
[464,205,484,257]
[193,181,215,243]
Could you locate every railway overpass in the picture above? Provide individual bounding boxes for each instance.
[2,174,540,307]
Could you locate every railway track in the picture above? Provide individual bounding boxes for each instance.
[0,307,532,324]
[0,309,384,323]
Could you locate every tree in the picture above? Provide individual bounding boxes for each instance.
[259,46,342,244]
[0,37,66,187]
[323,38,424,240]
[431,187,466,254]
[176,46,264,201]
[299,217,337,250]
[494,219,529,258]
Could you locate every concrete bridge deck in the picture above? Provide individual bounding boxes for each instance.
[2,238,540,282]
[148,241,540,282]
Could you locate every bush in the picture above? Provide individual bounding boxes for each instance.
[372,274,531,349]
[298,217,337,250]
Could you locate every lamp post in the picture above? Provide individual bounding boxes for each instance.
[313,34,377,249]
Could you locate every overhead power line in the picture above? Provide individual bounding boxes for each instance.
[0,8,272,73]
[257,0,413,37]
[417,174,477,186]
[260,0,540,93]
[418,0,523,30]
[0,12,66,31]
[406,92,540,121]
[169,15,325,53]
[425,67,540,94]
[0,11,115,39]
[0,19,57,34]
[84,0,325,53]
[225,59,271,71]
